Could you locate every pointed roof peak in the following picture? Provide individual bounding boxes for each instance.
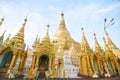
[41,24,50,43]
[81,27,84,30]
[1,17,4,21]
[81,28,90,51]
[1,30,6,38]
[104,29,117,49]
[61,11,64,17]
[103,37,106,43]
[0,17,5,27]
[94,33,103,53]
[81,27,86,39]
[19,18,27,32]
[81,27,85,35]
[94,33,97,40]
[11,18,27,46]
[103,37,108,48]
[53,12,71,40]
[46,24,49,36]
[94,33,96,36]
[103,37,109,51]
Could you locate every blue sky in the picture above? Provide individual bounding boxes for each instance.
[0,0,120,49]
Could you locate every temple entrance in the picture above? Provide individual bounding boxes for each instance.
[38,54,49,78]
[0,50,13,77]
[39,54,49,71]
[0,50,13,68]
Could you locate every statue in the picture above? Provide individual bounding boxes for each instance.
[45,70,50,78]
[8,69,15,79]
[104,62,111,77]
[92,71,98,78]
[40,58,48,70]
[33,67,39,79]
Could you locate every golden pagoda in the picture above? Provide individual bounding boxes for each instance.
[94,33,106,76]
[78,28,95,77]
[0,18,28,78]
[103,37,120,76]
[27,24,55,78]
[0,12,120,79]
[104,29,120,57]
[53,12,81,52]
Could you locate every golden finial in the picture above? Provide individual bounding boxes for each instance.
[94,33,103,53]
[61,11,64,17]
[1,30,6,38]
[47,24,50,28]
[46,24,50,36]
[103,37,109,51]
[103,37,107,45]
[24,18,27,22]
[81,27,91,51]
[94,33,97,41]
[23,17,27,25]
[81,27,84,30]
[41,24,50,43]
[1,17,4,21]
[0,17,4,27]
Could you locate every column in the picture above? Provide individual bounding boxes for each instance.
[9,53,17,69]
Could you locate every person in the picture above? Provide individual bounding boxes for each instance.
[35,71,39,79]
[8,70,15,79]
[34,67,39,79]
[92,71,98,78]
[45,71,50,78]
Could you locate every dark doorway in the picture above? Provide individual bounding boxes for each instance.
[0,50,13,68]
[39,54,49,71]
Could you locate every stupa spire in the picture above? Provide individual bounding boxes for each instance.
[103,37,109,51]
[19,18,27,33]
[11,18,27,47]
[104,29,117,49]
[81,28,90,50]
[41,24,50,43]
[59,12,66,30]
[0,30,6,45]
[0,17,4,27]
[94,33,103,53]
[54,12,71,39]
[14,18,27,39]
[0,30,6,39]
[81,28,90,52]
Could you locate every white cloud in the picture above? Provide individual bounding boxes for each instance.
[96,3,120,14]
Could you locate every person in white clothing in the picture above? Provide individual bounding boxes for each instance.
[8,70,15,79]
